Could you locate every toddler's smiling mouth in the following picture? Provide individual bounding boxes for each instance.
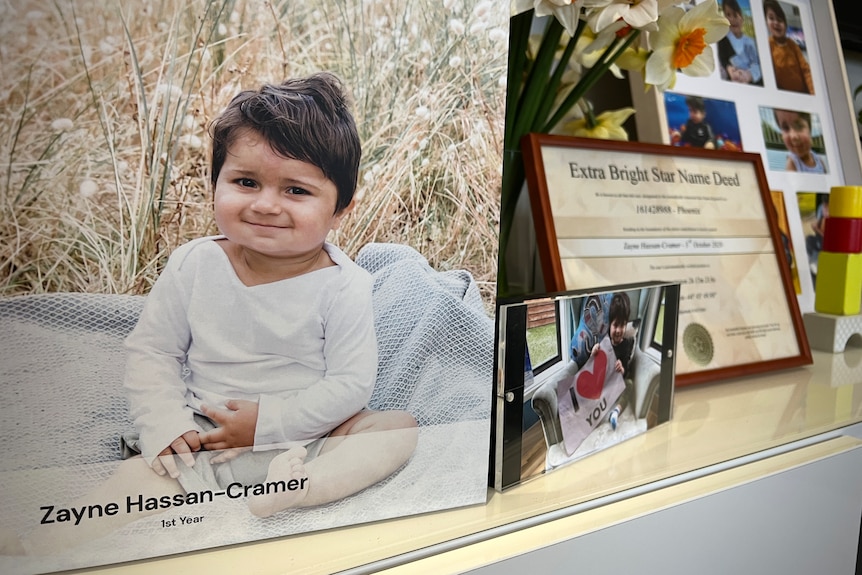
[244,220,289,229]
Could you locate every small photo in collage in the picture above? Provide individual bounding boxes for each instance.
[664,92,743,151]
[764,0,815,94]
[797,191,830,288]
[759,106,828,173]
[717,0,764,87]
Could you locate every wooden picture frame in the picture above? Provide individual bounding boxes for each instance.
[629,0,862,313]
[521,133,812,387]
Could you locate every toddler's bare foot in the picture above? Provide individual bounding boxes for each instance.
[247,446,308,518]
[0,527,26,555]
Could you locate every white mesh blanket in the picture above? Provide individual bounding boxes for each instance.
[0,243,493,574]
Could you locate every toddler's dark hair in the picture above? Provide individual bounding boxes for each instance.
[210,72,361,214]
[685,96,706,113]
[609,292,631,327]
[774,108,811,130]
[763,0,786,24]
[721,0,742,16]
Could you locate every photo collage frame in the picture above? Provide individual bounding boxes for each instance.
[631,0,862,313]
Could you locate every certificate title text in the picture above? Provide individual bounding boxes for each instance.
[569,162,740,187]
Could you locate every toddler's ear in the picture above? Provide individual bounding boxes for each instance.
[331,200,356,230]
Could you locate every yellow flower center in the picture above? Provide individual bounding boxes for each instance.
[672,27,707,69]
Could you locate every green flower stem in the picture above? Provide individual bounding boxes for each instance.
[533,18,585,134]
[542,28,641,133]
[497,149,524,296]
[499,11,536,296]
[509,17,563,151]
[502,17,580,242]
[581,100,597,129]
[501,14,561,295]
[505,11,534,144]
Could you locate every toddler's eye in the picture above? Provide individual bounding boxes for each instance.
[286,186,310,195]
[237,178,257,188]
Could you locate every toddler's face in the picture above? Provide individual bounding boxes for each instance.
[214,129,349,263]
[766,9,786,39]
[609,319,626,346]
[724,7,743,36]
[775,110,811,158]
[688,107,706,124]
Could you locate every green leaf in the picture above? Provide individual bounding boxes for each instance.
[533,19,585,134]
[505,11,534,148]
[509,16,564,149]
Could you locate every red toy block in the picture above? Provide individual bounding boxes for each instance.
[822,217,862,253]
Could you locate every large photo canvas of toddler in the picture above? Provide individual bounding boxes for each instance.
[0,1,505,572]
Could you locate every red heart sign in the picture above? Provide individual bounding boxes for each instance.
[576,349,607,400]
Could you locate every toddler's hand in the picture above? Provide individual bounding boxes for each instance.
[614,359,624,375]
[151,431,201,478]
[211,446,252,464]
[730,68,751,84]
[199,400,259,450]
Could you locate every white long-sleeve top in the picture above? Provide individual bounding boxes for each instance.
[123,236,377,464]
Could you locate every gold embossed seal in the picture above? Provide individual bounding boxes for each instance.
[683,322,714,366]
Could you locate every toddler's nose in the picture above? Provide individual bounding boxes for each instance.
[251,193,282,214]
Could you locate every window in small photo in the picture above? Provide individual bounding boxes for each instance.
[759,106,828,173]
[717,0,763,86]
[664,92,743,151]
[525,300,561,375]
[764,0,814,94]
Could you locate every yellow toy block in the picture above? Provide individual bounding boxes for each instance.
[829,186,862,218]
[815,251,862,315]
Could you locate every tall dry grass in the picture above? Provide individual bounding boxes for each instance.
[0,0,505,304]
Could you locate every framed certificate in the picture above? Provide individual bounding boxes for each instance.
[521,133,812,387]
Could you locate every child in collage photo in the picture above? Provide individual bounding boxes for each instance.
[665,93,743,152]
[759,106,828,173]
[764,0,815,94]
[718,0,763,86]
